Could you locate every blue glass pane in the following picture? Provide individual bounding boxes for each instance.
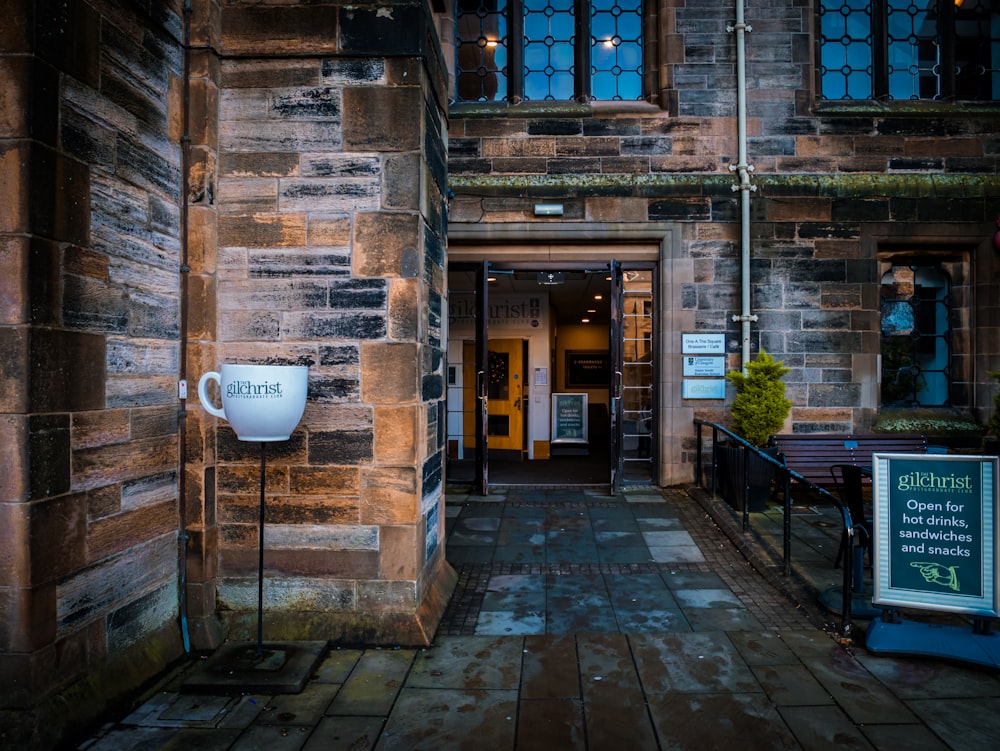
[819,0,873,100]
[591,0,643,100]
[882,301,914,335]
[455,0,508,102]
[886,0,939,100]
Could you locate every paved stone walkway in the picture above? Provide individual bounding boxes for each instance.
[78,486,1000,750]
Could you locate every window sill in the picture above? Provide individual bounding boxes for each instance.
[449,100,665,118]
[815,100,1000,117]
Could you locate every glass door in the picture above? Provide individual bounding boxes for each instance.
[609,260,624,493]
[475,260,489,494]
[620,268,655,485]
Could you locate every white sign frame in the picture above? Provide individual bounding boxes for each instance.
[681,333,726,355]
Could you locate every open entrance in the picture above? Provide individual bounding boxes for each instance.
[446,260,655,492]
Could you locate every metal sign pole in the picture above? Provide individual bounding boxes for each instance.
[257,441,266,659]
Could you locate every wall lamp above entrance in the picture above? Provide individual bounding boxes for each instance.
[534,203,564,216]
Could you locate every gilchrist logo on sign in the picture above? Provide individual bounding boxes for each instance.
[872,453,999,617]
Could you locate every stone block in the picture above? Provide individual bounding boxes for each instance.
[339,4,425,56]
[30,492,87,584]
[0,144,29,233]
[280,177,381,213]
[221,5,340,57]
[307,216,352,246]
[0,583,56,653]
[0,499,29,587]
[221,59,320,90]
[87,500,177,565]
[218,176,276,214]
[322,58,388,85]
[384,153,421,210]
[353,212,420,277]
[222,118,343,153]
[0,415,28,502]
[0,57,30,137]
[309,373,362,402]
[271,85,341,119]
[289,466,360,496]
[71,435,178,493]
[0,236,27,324]
[326,279,387,311]
[106,584,177,657]
[87,484,122,521]
[342,87,422,152]
[216,575,357,613]
[374,406,419,465]
[218,212,307,247]
[29,414,71,501]
[362,342,419,403]
[56,535,176,633]
[358,577,418,613]
[361,467,419,525]
[71,409,130,451]
[283,311,386,340]
[308,429,375,465]
[388,279,419,341]
[217,464,288,496]
[320,344,360,366]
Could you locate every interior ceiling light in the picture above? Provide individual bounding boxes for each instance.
[581,318,591,323]
[594,294,603,300]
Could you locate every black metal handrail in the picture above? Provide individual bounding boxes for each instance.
[693,418,857,639]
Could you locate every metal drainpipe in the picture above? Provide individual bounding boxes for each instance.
[729,1,757,370]
[176,0,193,653]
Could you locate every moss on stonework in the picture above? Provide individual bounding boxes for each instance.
[872,407,983,437]
[449,173,1000,200]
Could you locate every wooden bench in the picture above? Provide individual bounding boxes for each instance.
[768,433,929,488]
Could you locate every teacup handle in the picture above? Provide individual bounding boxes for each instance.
[197,371,226,419]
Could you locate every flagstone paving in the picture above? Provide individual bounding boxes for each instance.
[78,486,1000,750]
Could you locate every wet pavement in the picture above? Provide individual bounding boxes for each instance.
[78,485,1000,750]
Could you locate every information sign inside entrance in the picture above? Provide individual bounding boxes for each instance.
[872,453,999,617]
[551,393,588,444]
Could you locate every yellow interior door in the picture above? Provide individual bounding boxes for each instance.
[486,338,524,452]
[462,342,476,451]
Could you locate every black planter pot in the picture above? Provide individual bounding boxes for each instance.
[716,444,778,512]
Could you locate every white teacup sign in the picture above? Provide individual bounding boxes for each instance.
[198,364,308,441]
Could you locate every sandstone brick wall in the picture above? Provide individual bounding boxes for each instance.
[1,0,188,745]
[3,1,455,746]
[211,0,453,644]
[447,0,1000,442]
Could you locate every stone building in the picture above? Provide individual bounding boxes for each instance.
[1,0,998,747]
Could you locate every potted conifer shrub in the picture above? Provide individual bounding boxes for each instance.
[717,350,792,511]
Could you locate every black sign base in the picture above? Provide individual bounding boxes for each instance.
[180,640,328,694]
[866,616,1000,669]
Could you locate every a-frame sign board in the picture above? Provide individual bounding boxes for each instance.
[866,453,1000,668]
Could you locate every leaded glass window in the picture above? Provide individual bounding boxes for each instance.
[819,0,1000,101]
[881,265,952,406]
[455,0,643,103]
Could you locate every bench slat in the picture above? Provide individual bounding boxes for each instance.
[769,433,928,486]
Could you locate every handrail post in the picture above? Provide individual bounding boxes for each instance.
[710,426,719,497]
[692,417,857,642]
[741,443,750,532]
[841,524,854,640]
[695,421,703,485]
[782,468,791,576]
